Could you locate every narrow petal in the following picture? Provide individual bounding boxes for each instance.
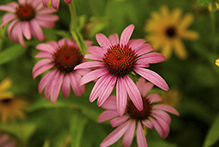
[30,19,45,41]
[35,43,55,54]
[137,53,165,65]
[35,19,55,28]
[38,70,56,93]
[86,46,107,55]
[96,33,111,49]
[51,73,64,104]
[135,43,154,56]
[142,119,154,129]
[0,13,16,28]
[147,93,163,103]
[62,74,71,98]
[136,78,154,97]
[110,115,130,127]
[84,53,104,61]
[179,13,194,29]
[122,119,136,147]
[134,68,169,91]
[70,73,85,97]
[64,0,72,4]
[33,63,53,79]
[100,121,131,147]
[153,104,180,116]
[120,24,134,45]
[173,39,188,60]
[7,20,18,39]
[42,0,50,7]
[109,33,119,46]
[79,67,108,85]
[22,21,31,40]
[152,110,171,125]
[51,0,60,10]
[0,5,16,12]
[36,14,59,21]
[32,59,52,75]
[136,121,148,147]
[34,52,53,58]
[74,61,105,70]
[101,95,117,110]
[97,75,117,106]
[124,76,143,111]
[37,7,57,14]
[153,115,170,138]
[98,110,118,123]
[17,23,26,48]
[128,39,146,50]
[116,77,127,116]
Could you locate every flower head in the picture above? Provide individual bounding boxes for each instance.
[32,38,92,104]
[75,24,169,116]
[0,0,59,48]
[98,78,179,147]
[42,0,72,10]
[144,6,199,59]
[215,59,219,67]
[0,78,29,123]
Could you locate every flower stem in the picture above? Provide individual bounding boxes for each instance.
[68,1,87,55]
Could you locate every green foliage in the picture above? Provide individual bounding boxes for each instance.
[197,0,213,6]
[203,114,219,147]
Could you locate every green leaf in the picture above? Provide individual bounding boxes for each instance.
[0,44,25,65]
[197,0,213,6]
[70,111,87,147]
[203,114,219,147]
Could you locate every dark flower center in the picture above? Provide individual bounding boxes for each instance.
[126,97,152,120]
[103,44,137,77]
[0,98,12,104]
[165,27,176,38]
[15,3,36,21]
[53,45,84,73]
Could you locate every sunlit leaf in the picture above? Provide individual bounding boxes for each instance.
[203,114,219,147]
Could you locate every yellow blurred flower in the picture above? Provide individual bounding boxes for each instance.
[215,59,219,67]
[0,78,29,123]
[208,2,219,12]
[144,6,199,60]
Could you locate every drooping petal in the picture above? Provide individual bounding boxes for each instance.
[35,43,55,54]
[116,77,127,116]
[0,13,16,28]
[149,117,166,138]
[136,121,148,147]
[100,121,131,147]
[51,73,64,104]
[98,110,118,123]
[70,72,85,97]
[32,58,52,75]
[110,115,130,127]
[147,93,163,103]
[22,21,31,40]
[38,69,56,93]
[42,0,50,7]
[120,24,134,45]
[30,19,45,41]
[122,119,136,147]
[0,5,16,12]
[134,67,169,91]
[142,119,154,129]
[136,77,154,97]
[51,0,60,10]
[153,104,180,116]
[37,7,57,14]
[33,64,53,79]
[62,74,71,98]
[137,53,165,65]
[101,95,117,110]
[123,75,143,111]
[152,110,171,125]
[34,52,53,58]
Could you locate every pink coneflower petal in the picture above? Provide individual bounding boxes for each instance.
[34,52,53,58]
[123,75,143,111]
[136,78,154,97]
[42,0,50,7]
[79,68,108,86]
[109,33,119,46]
[0,5,16,12]
[18,0,25,5]
[98,110,118,123]
[136,121,148,147]
[152,110,171,125]
[7,19,18,39]
[149,117,166,138]
[30,19,45,41]
[7,2,19,8]
[128,39,146,50]
[62,74,71,98]
[100,121,131,147]
[110,115,129,127]
[51,0,60,10]
[75,61,105,70]
[64,0,72,4]
[47,40,59,50]
[122,119,136,147]
[17,23,26,48]
[0,13,16,28]
[84,53,104,61]
[36,19,55,28]
[138,53,166,64]
[120,24,134,45]
[153,115,170,138]
[86,46,107,55]
[22,21,31,40]
[70,72,85,97]
[36,15,59,22]
[10,22,20,42]
[96,33,111,49]
[51,73,64,104]
[116,77,127,116]
[44,70,58,100]
[142,119,154,129]
[147,93,163,103]
[33,64,53,79]
[35,43,55,54]
[96,75,117,106]
[38,70,56,93]
[153,104,180,116]
[101,95,117,110]
[135,43,154,56]
[134,67,169,91]
[32,58,52,74]
[37,8,57,14]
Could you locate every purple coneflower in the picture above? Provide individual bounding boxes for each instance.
[75,24,169,116]
[0,0,59,48]
[32,38,92,104]
[98,78,179,147]
[42,0,72,10]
